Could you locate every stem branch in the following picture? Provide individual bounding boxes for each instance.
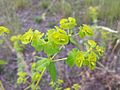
[0,80,5,90]
[53,58,67,62]
[35,67,46,89]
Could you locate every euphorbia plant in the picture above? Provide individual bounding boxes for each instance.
[1,17,104,90]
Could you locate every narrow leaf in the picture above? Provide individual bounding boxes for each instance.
[47,62,57,81]
[66,48,78,67]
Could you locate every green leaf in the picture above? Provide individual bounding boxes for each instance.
[66,48,78,67]
[36,58,51,71]
[31,39,45,51]
[44,42,59,56]
[31,30,44,51]
[0,60,7,65]
[70,37,78,45]
[13,41,23,52]
[47,62,57,81]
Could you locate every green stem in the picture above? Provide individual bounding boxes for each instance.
[53,57,67,62]
[51,46,63,60]
[24,85,31,90]
[35,67,46,90]
[0,80,5,90]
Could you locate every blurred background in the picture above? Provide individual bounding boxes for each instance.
[0,0,120,90]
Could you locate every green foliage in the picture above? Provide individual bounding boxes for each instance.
[34,58,51,72]
[66,39,103,70]
[96,45,104,56]
[44,42,59,56]
[1,17,104,90]
[47,62,57,81]
[47,27,69,45]
[78,24,93,38]
[31,30,44,51]
[66,48,79,67]
[31,39,45,52]
[88,40,97,48]
[10,35,24,52]
[20,28,34,44]
[75,51,85,68]
[60,17,77,30]
[32,72,41,82]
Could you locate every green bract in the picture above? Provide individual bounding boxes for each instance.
[32,72,41,82]
[20,28,33,44]
[60,17,77,30]
[31,30,44,51]
[0,26,10,35]
[17,71,27,84]
[79,24,93,38]
[10,35,21,42]
[87,51,97,70]
[75,51,85,68]
[47,28,69,45]
[88,40,97,48]
[96,45,104,56]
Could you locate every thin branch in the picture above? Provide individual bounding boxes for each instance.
[0,80,5,90]
[35,67,46,89]
[53,57,67,62]
[24,84,31,90]
[96,26,118,33]
[2,36,15,53]
[51,46,63,60]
